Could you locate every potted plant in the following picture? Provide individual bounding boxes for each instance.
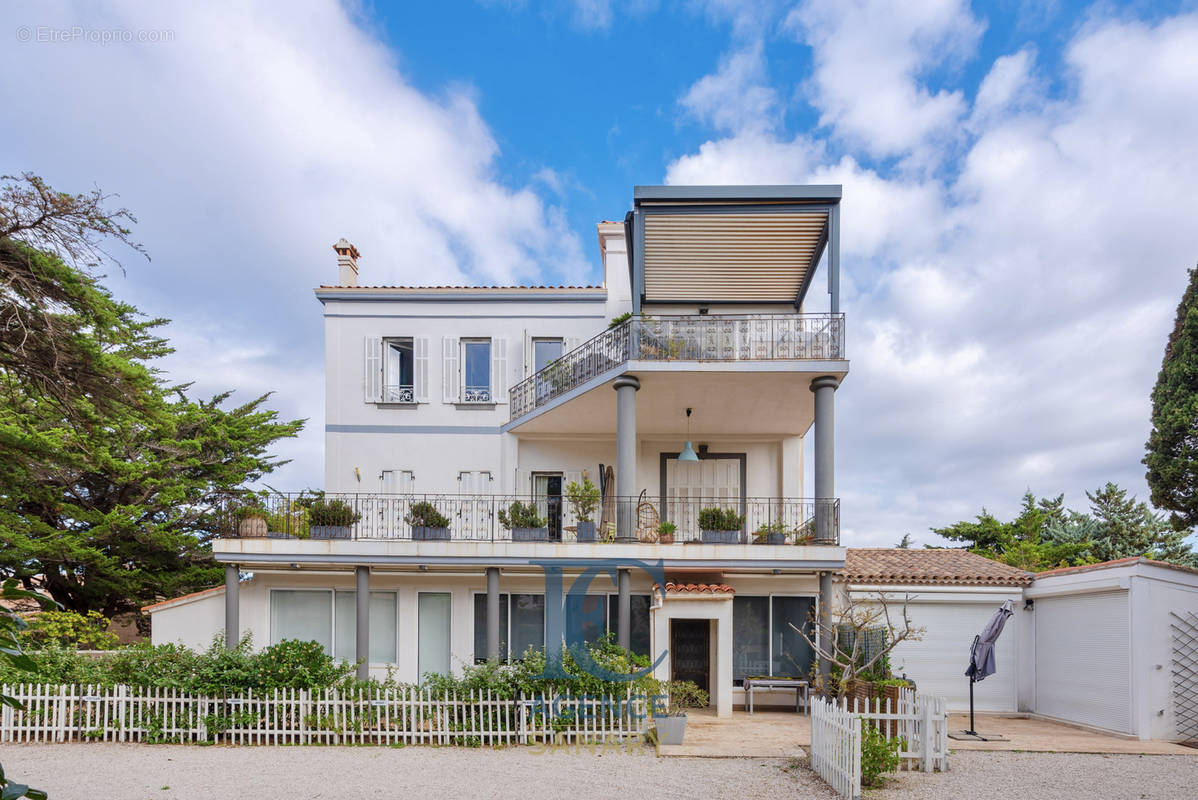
[233,498,268,538]
[653,680,709,745]
[564,475,601,542]
[305,496,361,540]
[657,521,677,544]
[754,521,787,545]
[406,501,451,540]
[792,517,815,546]
[698,507,744,544]
[265,503,309,539]
[499,501,548,541]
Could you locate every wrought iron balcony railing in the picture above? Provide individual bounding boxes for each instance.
[383,384,415,403]
[220,493,839,546]
[508,313,845,420]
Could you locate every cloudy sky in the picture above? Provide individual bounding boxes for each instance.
[2,0,1196,547]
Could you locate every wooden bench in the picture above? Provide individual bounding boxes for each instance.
[744,676,809,714]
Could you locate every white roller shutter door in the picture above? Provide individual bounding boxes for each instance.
[1034,590,1131,733]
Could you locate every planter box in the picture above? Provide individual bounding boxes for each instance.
[701,529,740,544]
[309,525,352,540]
[755,533,787,545]
[266,531,298,540]
[576,521,597,542]
[512,527,549,542]
[654,714,687,745]
[413,526,450,541]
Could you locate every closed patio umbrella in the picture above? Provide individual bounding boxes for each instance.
[956,599,1014,739]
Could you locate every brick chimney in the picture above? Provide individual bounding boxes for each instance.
[333,238,360,286]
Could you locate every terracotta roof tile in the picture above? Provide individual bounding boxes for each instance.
[842,548,1033,587]
[661,582,735,595]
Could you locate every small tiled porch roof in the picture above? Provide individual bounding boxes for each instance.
[842,548,1033,587]
[660,582,736,595]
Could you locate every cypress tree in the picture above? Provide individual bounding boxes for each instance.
[1145,266,1198,531]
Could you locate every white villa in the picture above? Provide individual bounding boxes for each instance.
[147,184,1198,741]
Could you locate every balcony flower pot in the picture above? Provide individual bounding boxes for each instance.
[700,529,740,544]
[266,531,297,540]
[654,714,687,745]
[755,533,786,545]
[512,527,549,542]
[576,521,597,542]
[237,515,268,538]
[310,525,352,540]
[413,526,450,541]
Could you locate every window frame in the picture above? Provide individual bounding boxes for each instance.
[460,338,493,403]
[732,592,819,686]
[268,587,400,666]
[382,337,416,403]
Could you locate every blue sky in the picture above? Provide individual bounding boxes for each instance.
[2,0,1198,546]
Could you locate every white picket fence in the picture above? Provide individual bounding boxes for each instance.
[810,689,950,800]
[0,684,648,747]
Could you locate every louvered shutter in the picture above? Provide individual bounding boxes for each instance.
[523,331,533,377]
[492,337,508,403]
[363,337,383,402]
[441,337,460,403]
[564,336,581,354]
[514,469,531,499]
[414,338,429,402]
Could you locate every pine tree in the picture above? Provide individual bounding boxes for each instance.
[1145,265,1198,531]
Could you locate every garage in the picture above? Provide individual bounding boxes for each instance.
[842,548,1032,713]
[1032,590,1131,733]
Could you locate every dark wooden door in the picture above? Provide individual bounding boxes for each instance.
[670,619,710,696]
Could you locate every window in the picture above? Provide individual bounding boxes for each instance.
[384,338,414,402]
[270,589,398,664]
[418,592,452,678]
[334,591,398,664]
[533,338,563,372]
[565,594,607,649]
[733,595,816,685]
[472,593,545,663]
[271,590,333,654]
[462,339,492,402]
[606,595,653,657]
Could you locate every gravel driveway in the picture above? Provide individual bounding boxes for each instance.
[4,745,1196,800]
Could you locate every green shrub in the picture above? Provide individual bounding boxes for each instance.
[659,680,708,715]
[860,721,903,787]
[698,507,744,531]
[21,610,119,650]
[608,312,632,329]
[405,501,450,529]
[304,497,362,527]
[498,501,546,530]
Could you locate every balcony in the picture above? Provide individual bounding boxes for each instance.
[220,493,840,546]
[508,313,845,422]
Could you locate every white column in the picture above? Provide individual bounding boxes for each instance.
[356,566,370,680]
[613,375,640,541]
[224,564,239,651]
[487,567,500,662]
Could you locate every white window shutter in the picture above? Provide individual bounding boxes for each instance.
[492,337,508,403]
[363,336,383,402]
[441,337,459,403]
[565,336,581,354]
[523,332,533,377]
[514,468,531,498]
[414,338,430,402]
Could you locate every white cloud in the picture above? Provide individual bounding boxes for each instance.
[669,9,1198,546]
[784,0,984,162]
[0,0,589,489]
[679,42,780,133]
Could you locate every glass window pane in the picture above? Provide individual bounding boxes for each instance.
[473,593,510,663]
[733,596,770,685]
[386,340,414,386]
[510,593,545,659]
[771,596,814,678]
[271,590,332,655]
[565,594,607,648]
[418,592,452,678]
[334,592,398,664]
[464,340,491,398]
[533,339,563,372]
[606,595,652,658]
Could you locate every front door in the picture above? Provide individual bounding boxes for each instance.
[533,473,563,541]
[670,619,711,697]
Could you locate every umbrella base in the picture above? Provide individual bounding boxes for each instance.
[949,730,1009,742]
